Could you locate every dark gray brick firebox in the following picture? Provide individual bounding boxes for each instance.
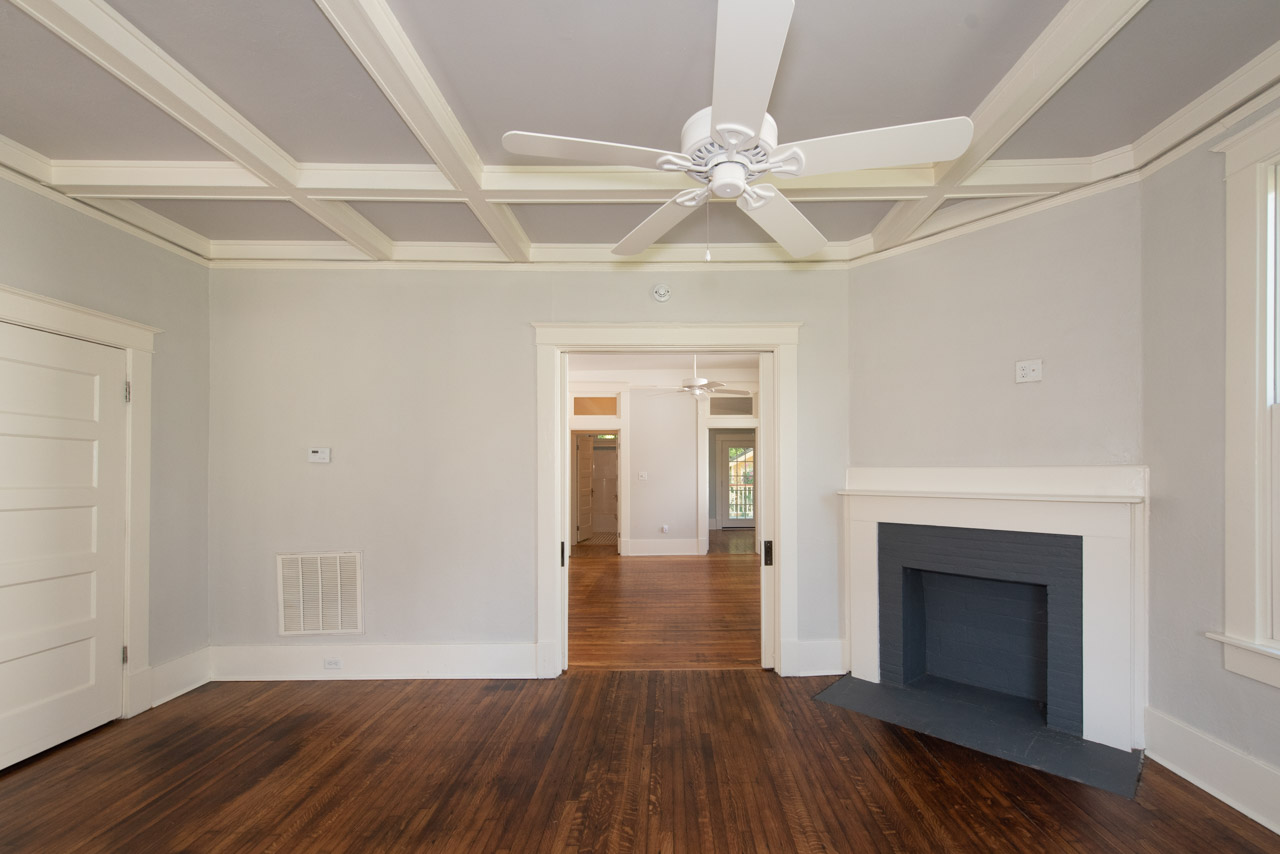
[878,523,1084,736]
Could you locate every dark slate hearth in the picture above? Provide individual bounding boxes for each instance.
[816,674,1143,798]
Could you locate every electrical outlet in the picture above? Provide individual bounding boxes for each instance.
[323,657,342,670]
[662,524,669,533]
[1015,358,1043,383]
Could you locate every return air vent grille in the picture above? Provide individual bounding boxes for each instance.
[277,552,363,636]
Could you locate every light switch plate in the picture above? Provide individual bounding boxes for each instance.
[309,447,331,463]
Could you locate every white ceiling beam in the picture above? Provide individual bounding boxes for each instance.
[315,0,530,262]
[54,161,275,198]
[872,0,1150,250]
[81,198,212,256]
[12,0,394,260]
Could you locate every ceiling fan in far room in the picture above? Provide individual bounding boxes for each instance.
[654,355,753,398]
[502,0,973,258]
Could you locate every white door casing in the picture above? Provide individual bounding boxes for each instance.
[0,321,126,769]
[716,432,756,529]
[0,285,156,726]
[534,323,799,677]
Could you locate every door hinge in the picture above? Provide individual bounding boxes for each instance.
[124,380,131,403]
[122,645,129,665]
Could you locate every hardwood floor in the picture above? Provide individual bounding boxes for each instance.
[0,673,1275,853]
[569,547,760,670]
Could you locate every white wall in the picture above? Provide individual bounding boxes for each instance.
[1142,133,1280,767]
[849,187,1143,466]
[0,177,210,668]
[628,390,697,550]
[208,268,850,646]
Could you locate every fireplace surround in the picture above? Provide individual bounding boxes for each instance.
[840,467,1148,752]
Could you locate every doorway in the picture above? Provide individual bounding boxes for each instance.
[571,431,619,549]
[534,322,800,677]
[712,430,756,530]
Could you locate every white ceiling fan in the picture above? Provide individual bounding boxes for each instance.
[656,356,752,398]
[503,0,974,259]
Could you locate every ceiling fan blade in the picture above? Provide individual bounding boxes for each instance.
[613,194,708,256]
[709,0,795,149]
[502,131,681,170]
[780,117,974,177]
[737,189,825,258]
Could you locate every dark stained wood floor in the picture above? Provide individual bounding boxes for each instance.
[569,541,760,670]
[0,673,1275,853]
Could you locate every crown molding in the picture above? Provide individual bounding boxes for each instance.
[0,134,52,184]
[0,161,208,266]
[82,198,211,257]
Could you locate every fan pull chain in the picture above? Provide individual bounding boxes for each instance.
[705,201,711,262]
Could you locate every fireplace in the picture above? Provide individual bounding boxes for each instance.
[840,466,1148,753]
[878,524,1083,736]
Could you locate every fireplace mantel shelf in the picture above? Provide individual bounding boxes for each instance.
[838,489,1144,504]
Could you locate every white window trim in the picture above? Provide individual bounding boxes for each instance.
[1214,110,1280,687]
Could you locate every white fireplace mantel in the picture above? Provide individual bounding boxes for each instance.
[839,466,1149,752]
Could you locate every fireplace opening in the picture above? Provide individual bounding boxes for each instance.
[878,524,1083,736]
[901,569,1049,712]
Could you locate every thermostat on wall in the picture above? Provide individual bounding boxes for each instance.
[308,447,331,463]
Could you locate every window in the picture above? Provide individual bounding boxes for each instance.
[1214,113,1280,687]
[573,395,618,416]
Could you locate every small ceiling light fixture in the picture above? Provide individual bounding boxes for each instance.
[652,283,672,303]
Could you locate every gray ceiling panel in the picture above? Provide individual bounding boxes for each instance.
[108,0,432,164]
[997,0,1280,159]
[769,0,1070,142]
[0,3,225,160]
[135,200,340,241]
[347,202,494,243]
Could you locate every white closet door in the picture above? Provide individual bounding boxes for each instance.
[0,321,126,769]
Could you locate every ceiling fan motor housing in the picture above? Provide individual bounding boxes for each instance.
[681,107,778,197]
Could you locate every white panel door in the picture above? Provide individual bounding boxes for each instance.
[0,321,126,769]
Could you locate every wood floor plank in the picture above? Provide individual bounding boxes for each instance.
[1,673,1278,852]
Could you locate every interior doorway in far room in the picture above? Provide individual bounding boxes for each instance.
[571,431,619,551]
[709,428,757,555]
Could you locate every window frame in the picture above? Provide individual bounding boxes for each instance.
[1214,111,1280,687]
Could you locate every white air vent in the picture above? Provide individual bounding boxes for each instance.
[277,552,363,636]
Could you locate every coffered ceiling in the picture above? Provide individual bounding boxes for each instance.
[2,0,1278,267]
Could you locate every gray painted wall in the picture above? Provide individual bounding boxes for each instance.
[1141,134,1280,766]
[848,187,1143,466]
[0,178,210,668]
[207,268,850,645]
[629,390,698,544]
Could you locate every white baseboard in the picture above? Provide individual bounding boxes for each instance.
[150,647,213,706]
[211,643,538,680]
[781,638,845,677]
[124,667,152,718]
[624,538,701,556]
[1145,707,1280,834]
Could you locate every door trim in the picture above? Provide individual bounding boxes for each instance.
[533,322,800,677]
[0,284,157,716]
